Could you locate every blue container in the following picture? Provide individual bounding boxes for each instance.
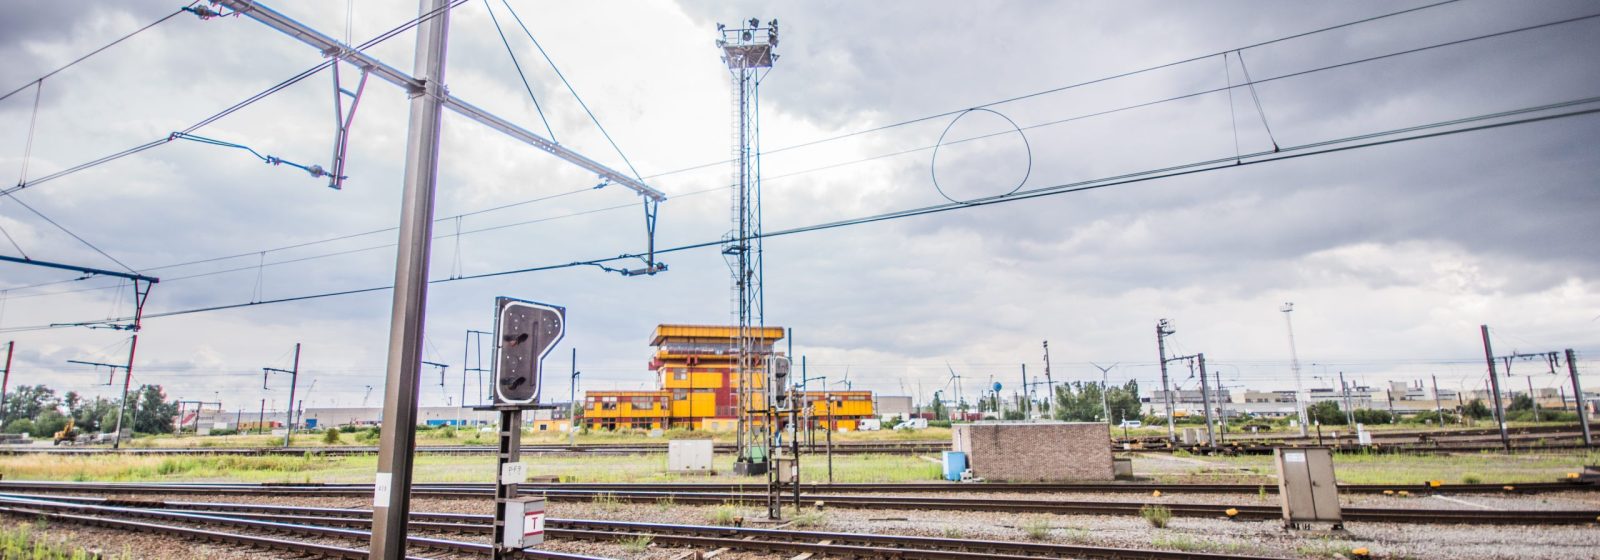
[942,451,967,481]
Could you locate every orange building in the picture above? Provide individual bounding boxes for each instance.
[582,324,875,431]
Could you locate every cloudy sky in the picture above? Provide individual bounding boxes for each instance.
[0,0,1596,413]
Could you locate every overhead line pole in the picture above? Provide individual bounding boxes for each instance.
[0,341,12,428]
[1155,319,1176,442]
[263,343,301,446]
[1567,349,1592,446]
[370,0,450,555]
[1479,325,1510,450]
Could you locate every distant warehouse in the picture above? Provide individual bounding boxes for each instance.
[582,324,875,431]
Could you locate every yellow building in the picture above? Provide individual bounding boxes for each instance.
[582,324,874,431]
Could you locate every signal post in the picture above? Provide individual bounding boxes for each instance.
[479,297,564,559]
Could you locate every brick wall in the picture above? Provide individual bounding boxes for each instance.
[951,422,1113,481]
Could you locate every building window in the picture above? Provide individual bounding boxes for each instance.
[673,389,688,400]
[601,402,618,411]
[674,370,688,381]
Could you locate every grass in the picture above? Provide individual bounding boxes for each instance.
[122,426,953,449]
[1140,504,1172,528]
[1296,538,1366,559]
[708,502,742,525]
[789,509,825,528]
[1,523,127,559]
[1150,533,1256,555]
[1019,516,1052,540]
[1141,449,1600,485]
[618,535,653,553]
[940,526,965,539]
[591,492,622,512]
[0,451,944,485]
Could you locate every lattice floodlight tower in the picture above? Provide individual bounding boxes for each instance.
[718,17,778,476]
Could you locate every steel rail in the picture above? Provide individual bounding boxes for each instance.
[4,484,1595,525]
[0,496,601,560]
[0,441,949,456]
[0,494,1295,560]
[1,479,1592,498]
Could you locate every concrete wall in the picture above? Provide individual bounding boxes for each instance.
[951,422,1113,481]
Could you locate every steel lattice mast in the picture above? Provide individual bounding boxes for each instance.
[718,18,778,473]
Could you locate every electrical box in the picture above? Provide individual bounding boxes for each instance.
[668,439,714,473]
[503,497,546,548]
[1274,447,1342,528]
[774,457,798,483]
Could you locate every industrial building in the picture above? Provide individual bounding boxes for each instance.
[581,324,877,431]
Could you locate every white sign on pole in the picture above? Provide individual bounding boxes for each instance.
[373,472,393,507]
[501,461,528,484]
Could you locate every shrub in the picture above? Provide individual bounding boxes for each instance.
[3,419,36,435]
[1140,504,1172,528]
[322,430,341,444]
[355,428,381,444]
[1461,473,1482,484]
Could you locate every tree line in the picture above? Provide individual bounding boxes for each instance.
[1,384,179,437]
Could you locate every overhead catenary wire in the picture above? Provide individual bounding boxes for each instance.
[0,0,1459,199]
[640,0,1468,178]
[498,0,644,181]
[480,0,557,142]
[3,4,1587,323]
[0,192,135,273]
[4,3,1562,279]
[0,0,469,199]
[4,95,1592,334]
[0,2,198,104]
[12,7,1583,298]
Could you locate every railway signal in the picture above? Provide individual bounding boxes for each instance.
[493,298,565,405]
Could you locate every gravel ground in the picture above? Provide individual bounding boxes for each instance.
[11,491,1599,559]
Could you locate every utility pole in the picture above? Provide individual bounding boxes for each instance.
[0,258,154,450]
[1480,325,1510,450]
[1092,362,1117,423]
[1431,375,1445,430]
[1385,387,1396,423]
[1339,371,1355,426]
[258,399,267,435]
[1019,363,1029,418]
[1156,319,1177,442]
[568,347,579,446]
[1042,340,1055,411]
[263,343,301,446]
[1526,375,1541,422]
[1213,365,1227,444]
[0,341,12,428]
[114,334,140,449]
[1567,349,1592,446]
[1280,303,1309,437]
[1197,353,1215,450]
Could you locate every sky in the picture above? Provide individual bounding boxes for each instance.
[0,0,1596,414]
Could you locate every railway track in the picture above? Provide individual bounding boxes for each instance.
[0,493,1291,559]
[4,479,1592,497]
[3,481,1595,525]
[0,440,949,456]
[6,433,1590,457]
